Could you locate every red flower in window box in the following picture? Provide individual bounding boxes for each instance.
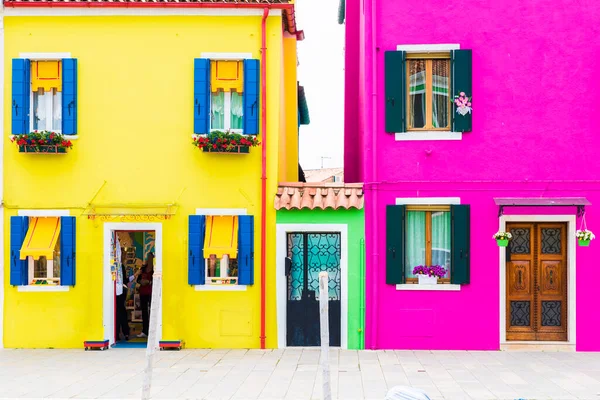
[193,130,260,154]
[12,130,74,154]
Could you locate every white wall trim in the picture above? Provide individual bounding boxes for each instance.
[396,44,460,52]
[395,131,462,141]
[104,222,163,346]
[200,52,253,60]
[276,224,349,349]
[194,285,247,292]
[195,208,247,216]
[396,197,461,205]
[17,209,71,217]
[0,11,5,350]
[396,284,461,291]
[19,52,71,60]
[5,8,282,17]
[499,215,576,345]
[17,285,69,292]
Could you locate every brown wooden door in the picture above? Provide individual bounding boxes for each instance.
[506,222,568,341]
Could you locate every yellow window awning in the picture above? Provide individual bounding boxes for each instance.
[20,217,61,260]
[31,61,62,92]
[203,216,239,259]
[211,60,243,93]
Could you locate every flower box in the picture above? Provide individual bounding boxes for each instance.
[202,145,250,154]
[418,275,438,285]
[19,145,67,154]
[578,239,590,247]
[496,239,509,247]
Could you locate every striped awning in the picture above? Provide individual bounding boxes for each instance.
[20,217,61,260]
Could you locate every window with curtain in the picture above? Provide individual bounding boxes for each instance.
[405,207,452,282]
[407,56,450,131]
[209,60,244,132]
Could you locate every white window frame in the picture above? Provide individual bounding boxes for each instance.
[31,89,61,133]
[204,254,239,286]
[28,255,59,285]
[201,52,252,135]
[395,44,462,142]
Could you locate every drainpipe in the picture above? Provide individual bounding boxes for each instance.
[368,0,379,350]
[359,238,365,349]
[260,7,269,350]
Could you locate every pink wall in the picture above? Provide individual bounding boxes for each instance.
[350,0,600,350]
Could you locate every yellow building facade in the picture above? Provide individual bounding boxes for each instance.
[1,2,300,349]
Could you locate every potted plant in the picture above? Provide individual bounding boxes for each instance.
[11,130,73,154]
[412,265,447,285]
[493,231,512,247]
[576,229,595,247]
[192,130,260,154]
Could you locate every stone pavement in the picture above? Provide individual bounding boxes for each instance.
[0,348,600,400]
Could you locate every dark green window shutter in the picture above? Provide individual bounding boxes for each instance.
[451,49,472,133]
[385,51,406,133]
[451,204,470,284]
[386,205,406,284]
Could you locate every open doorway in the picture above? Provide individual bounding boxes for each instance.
[103,223,163,348]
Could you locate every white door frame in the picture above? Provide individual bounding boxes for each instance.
[103,222,163,345]
[499,215,576,344]
[276,224,349,349]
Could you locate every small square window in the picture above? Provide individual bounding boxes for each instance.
[28,237,61,285]
[205,255,239,285]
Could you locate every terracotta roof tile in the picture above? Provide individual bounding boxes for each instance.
[275,183,364,211]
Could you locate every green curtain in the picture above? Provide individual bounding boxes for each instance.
[431,211,451,277]
[230,92,244,130]
[405,211,426,278]
[211,92,225,130]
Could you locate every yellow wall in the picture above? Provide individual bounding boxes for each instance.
[279,33,299,182]
[3,15,293,348]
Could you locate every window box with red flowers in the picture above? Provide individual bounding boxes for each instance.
[11,131,74,154]
[192,131,259,154]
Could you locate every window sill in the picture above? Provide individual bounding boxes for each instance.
[10,135,80,140]
[395,131,462,141]
[396,284,461,291]
[194,285,247,292]
[17,285,70,292]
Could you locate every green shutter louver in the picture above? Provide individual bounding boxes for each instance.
[451,204,470,284]
[386,205,406,284]
[451,49,472,133]
[338,0,345,24]
[385,51,406,133]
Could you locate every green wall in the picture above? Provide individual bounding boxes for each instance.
[276,208,365,349]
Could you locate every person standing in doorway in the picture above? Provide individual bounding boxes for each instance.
[116,252,130,341]
[136,252,154,338]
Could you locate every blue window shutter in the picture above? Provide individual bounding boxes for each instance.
[62,59,78,135]
[60,216,76,286]
[10,216,29,286]
[12,59,30,135]
[237,215,254,285]
[243,59,260,135]
[189,215,206,285]
[194,59,210,134]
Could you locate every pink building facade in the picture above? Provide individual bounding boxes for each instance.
[344,0,600,351]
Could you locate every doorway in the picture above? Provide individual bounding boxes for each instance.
[103,222,163,347]
[286,232,341,347]
[506,222,568,341]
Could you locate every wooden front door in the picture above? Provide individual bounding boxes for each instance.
[506,223,568,341]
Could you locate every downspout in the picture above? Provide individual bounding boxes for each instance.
[369,0,379,349]
[359,238,365,349]
[260,7,269,350]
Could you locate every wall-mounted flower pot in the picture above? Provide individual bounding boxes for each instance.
[418,275,438,285]
[202,146,250,154]
[578,239,591,247]
[19,145,67,154]
[496,239,509,247]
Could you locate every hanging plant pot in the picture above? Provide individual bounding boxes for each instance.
[496,239,509,247]
[202,145,250,154]
[19,145,68,154]
[578,239,591,247]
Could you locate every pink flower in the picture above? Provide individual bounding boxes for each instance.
[467,102,471,107]
[460,92,465,96]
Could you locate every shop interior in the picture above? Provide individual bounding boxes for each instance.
[112,230,156,348]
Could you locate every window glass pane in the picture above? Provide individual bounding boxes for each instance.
[230,91,243,130]
[405,211,426,278]
[211,91,225,130]
[33,90,46,131]
[431,211,451,278]
[52,89,62,132]
[34,256,47,279]
[228,258,238,278]
[432,60,450,129]
[408,60,426,129]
